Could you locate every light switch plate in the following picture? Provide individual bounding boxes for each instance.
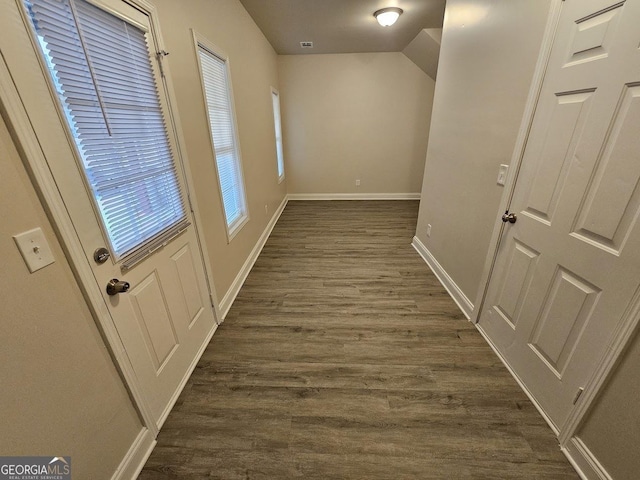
[13,227,55,273]
[497,164,509,186]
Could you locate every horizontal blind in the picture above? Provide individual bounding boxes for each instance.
[198,46,246,229]
[271,90,284,179]
[26,0,186,258]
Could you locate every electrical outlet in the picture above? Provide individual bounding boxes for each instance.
[265,204,269,215]
[426,224,432,237]
[355,179,361,187]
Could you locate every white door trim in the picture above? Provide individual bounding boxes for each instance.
[471,0,564,324]
[1,0,221,438]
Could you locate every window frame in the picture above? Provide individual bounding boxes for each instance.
[270,86,285,183]
[192,30,249,242]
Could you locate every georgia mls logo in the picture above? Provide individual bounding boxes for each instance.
[0,456,71,480]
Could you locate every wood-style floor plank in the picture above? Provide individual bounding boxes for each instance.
[139,200,578,479]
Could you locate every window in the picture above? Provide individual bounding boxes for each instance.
[271,88,285,181]
[195,35,248,238]
[25,0,187,259]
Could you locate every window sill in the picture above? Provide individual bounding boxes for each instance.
[226,213,249,243]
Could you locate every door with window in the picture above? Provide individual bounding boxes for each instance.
[479,0,640,431]
[0,0,217,428]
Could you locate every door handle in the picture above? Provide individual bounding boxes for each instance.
[501,210,517,224]
[106,279,130,296]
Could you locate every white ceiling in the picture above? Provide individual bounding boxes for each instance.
[238,0,446,55]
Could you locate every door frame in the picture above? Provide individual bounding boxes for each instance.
[0,0,221,437]
[471,0,640,466]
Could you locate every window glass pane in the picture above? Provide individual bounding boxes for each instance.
[272,90,285,179]
[198,46,246,229]
[26,0,186,257]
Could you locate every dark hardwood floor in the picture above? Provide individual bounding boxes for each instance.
[139,200,578,479]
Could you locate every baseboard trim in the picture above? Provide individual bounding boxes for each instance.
[475,322,560,436]
[287,193,421,201]
[111,427,156,480]
[219,195,288,319]
[411,236,473,319]
[563,437,610,480]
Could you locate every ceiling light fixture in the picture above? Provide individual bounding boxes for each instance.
[374,7,403,27]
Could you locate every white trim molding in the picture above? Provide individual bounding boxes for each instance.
[288,193,420,201]
[563,437,610,480]
[219,195,288,319]
[110,428,156,480]
[411,236,473,319]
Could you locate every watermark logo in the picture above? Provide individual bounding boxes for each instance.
[0,456,71,480]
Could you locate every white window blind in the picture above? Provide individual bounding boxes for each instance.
[197,45,247,231]
[271,89,285,180]
[26,0,187,258]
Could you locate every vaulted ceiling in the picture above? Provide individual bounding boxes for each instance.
[238,0,446,56]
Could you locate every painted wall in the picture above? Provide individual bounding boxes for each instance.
[414,0,553,304]
[577,329,640,479]
[0,114,142,479]
[278,53,435,196]
[151,0,285,303]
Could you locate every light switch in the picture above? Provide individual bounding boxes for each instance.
[13,227,55,273]
[497,164,509,186]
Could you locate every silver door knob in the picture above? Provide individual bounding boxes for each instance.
[106,279,130,296]
[501,211,517,224]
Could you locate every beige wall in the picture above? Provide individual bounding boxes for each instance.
[151,0,285,301]
[278,53,435,196]
[0,114,142,478]
[577,329,640,479]
[415,0,552,302]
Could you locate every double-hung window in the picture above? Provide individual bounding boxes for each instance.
[195,35,248,239]
[25,0,187,260]
[271,88,285,182]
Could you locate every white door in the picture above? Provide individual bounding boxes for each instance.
[479,0,640,431]
[0,0,217,428]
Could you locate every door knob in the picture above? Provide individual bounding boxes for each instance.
[501,210,517,224]
[106,279,130,296]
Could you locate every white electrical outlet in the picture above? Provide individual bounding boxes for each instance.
[497,164,509,186]
[13,227,55,273]
[265,204,269,214]
[426,224,432,237]
[355,179,361,187]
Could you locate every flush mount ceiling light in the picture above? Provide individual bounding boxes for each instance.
[374,7,403,27]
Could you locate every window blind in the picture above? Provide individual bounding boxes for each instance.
[26,0,186,258]
[271,90,285,179]
[197,46,247,230]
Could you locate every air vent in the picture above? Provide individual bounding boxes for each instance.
[300,41,313,48]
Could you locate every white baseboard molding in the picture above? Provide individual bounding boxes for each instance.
[411,236,473,319]
[287,193,421,201]
[111,427,156,480]
[475,322,560,437]
[219,195,289,319]
[563,437,610,480]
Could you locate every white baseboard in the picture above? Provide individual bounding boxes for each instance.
[111,427,156,480]
[219,195,289,319]
[475,322,560,436]
[411,236,473,319]
[287,193,421,201]
[563,437,610,480]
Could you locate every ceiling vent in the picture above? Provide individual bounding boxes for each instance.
[300,41,313,48]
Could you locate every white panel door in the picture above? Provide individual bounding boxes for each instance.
[479,0,640,430]
[0,0,217,429]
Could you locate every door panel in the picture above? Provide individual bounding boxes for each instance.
[480,0,640,430]
[0,0,217,428]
